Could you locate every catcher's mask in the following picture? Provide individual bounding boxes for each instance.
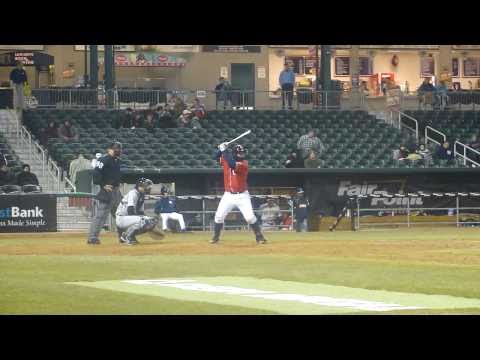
[136,178,153,194]
[233,144,247,161]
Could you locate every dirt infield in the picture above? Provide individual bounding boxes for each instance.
[1,228,480,266]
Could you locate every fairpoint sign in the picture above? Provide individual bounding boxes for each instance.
[0,195,57,232]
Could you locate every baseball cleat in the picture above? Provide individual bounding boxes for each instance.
[87,239,100,245]
[119,232,128,244]
[210,236,220,244]
[127,238,139,246]
[255,234,267,244]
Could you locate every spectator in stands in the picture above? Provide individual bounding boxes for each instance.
[0,163,15,187]
[304,150,322,168]
[143,112,156,131]
[417,78,436,109]
[398,145,410,160]
[191,98,206,120]
[10,61,28,110]
[177,109,201,129]
[117,107,135,129]
[279,63,295,110]
[435,81,449,110]
[16,164,39,186]
[69,153,91,189]
[297,130,324,159]
[435,141,455,161]
[58,120,79,142]
[168,95,186,117]
[259,198,282,229]
[215,77,232,110]
[416,144,432,165]
[284,150,304,168]
[156,106,175,128]
[39,120,58,147]
[131,113,144,129]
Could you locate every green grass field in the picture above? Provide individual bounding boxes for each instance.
[1,228,480,315]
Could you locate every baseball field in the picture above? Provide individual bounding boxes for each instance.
[1,227,480,315]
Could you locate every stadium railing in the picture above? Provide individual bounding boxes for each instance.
[388,110,419,141]
[349,192,480,230]
[454,141,480,167]
[29,88,364,111]
[425,126,446,147]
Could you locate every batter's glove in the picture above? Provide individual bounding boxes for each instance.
[218,142,228,152]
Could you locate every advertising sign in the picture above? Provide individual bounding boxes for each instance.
[0,194,57,232]
[98,52,187,67]
[202,45,261,53]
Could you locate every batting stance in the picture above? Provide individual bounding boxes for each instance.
[211,143,266,244]
[116,178,158,245]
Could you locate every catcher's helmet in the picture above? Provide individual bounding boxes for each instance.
[136,178,153,194]
[233,144,247,160]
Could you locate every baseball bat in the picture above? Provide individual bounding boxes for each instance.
[225,129,251,146]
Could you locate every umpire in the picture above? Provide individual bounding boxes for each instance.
[87,141,123,245]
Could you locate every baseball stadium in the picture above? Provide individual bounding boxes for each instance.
[1,45,480,315]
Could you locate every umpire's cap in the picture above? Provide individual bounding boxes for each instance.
[108,140,122,150]
[296,187,305,194]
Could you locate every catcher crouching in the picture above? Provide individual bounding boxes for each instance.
[115,178,164,245]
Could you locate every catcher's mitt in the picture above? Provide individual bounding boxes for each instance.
[146,223,165,240]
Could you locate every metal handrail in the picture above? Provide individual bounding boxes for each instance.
[425,126,446,147]
[454,141,480,167]
[397,111,419,141]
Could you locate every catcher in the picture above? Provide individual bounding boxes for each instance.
[115,177,164,245]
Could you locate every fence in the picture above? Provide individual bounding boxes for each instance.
[29,88,360,111]
[347,192,480,230]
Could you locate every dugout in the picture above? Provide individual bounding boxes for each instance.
[77,167,480,230]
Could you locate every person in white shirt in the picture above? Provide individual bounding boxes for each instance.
[91,153,102,168]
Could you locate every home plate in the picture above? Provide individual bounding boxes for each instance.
[66,276,480,314]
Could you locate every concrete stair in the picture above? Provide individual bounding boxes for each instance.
[0,109,91,231]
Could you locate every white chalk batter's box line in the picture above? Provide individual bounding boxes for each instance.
[123,279,421,312]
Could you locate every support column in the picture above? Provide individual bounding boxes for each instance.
[438,45,453,88]
[104,45,115,107]
[320,45,331,109]
[89,45,98,89]
[350,45,360,108]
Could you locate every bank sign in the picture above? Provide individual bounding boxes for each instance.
[0,195,57,232]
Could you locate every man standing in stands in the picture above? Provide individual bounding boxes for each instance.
[87,141,123,245]
[0,163,15,187]
[279,63,295,110]
[297,129,325,160]
[16,164,39,186]
[10,61,27,110]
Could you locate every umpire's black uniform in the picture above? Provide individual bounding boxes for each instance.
[87,141,122,244]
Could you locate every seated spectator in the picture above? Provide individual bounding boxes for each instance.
[416,144,432,165]
[258,198,282,229]
[297,129,325,159]
[177,109,201,129]
[116,107,135,129]
[304,150,322,168]
[156,106,176,128]
[191,98,206,120]
[0,163,15,187]
[398,145,410,160]
[284,150,304,168]
[168,94,186,117]
[16,164,39,186]
[39,120,58,147]
[58,120,79,142]
[143,112,156,131]
[154,187,187,232]
[131,113,144,129]
[435,141,454,161]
